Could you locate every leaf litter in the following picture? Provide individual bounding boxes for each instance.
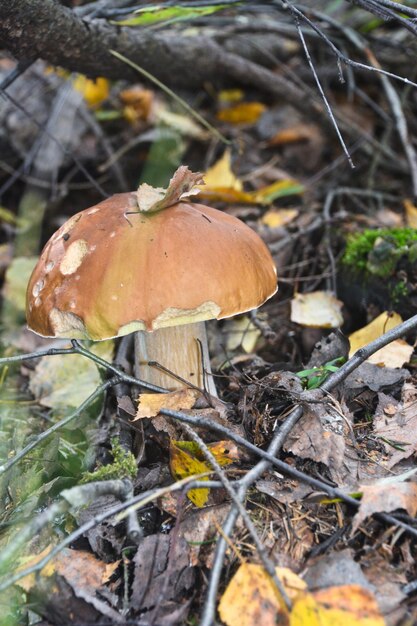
[2,10,417,626]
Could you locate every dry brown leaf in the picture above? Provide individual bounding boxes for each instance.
[219,564,305,626]
[352,481,417,534]
[291,291,343,328]
[349,312,404,362]
[373,382,417,467]
[19,548,118,591]
[268,123,318,146]
[136,166,203,213]
[135,388,201,419]
[283,402,346,480]
[120,86,153,123]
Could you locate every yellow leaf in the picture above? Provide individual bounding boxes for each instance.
[169,441,211,507]
[203,149,243,191]
[219,564,306,626]
[217,102,266,124]
[73,75,110,108]
[218,89,244,103]
[349,311,403,361]
[135,388,201,419]
[404,199,417,228]
[291,585,385,626]
[169,440,237,507]
[261,208,299,228]
[255,179,304,203]
[291,291,344,328]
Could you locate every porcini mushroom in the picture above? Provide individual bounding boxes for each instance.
[26,167,277,395]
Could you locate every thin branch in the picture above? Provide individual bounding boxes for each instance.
[295,16,354,168]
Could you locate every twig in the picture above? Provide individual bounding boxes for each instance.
[294,16,354,168]
[0,340,166,392]
[0,474,221,592]
[179,422,292,609]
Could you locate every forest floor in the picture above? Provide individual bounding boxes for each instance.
[1,2,417,625]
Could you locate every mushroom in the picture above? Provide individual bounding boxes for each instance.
[26,167,277,395]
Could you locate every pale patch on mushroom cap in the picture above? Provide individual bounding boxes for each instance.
[26,174,277,341]
[49,308,87,338]
[60,240,89,275]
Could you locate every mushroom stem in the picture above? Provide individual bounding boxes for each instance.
[134,322,217,396]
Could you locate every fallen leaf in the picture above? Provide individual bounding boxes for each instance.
[169,440,235,507]
[18,548,119,620]
[284,401,346,480]
[135,388,201,419]
[73,75,109,108]
[217,102,266,124]
[373,382,417,467]
[261,208,299,228]
[203,149,243,191]
[120,86,153,124]
[131,534,194,621]
[352,481,417,534]
[179,504,244,568]
[29,341,114,409]
[291,585,385,626]
[225,316,261,353]
[349,312,409,366]
[136,165,203,213]
[268,122,319,146]
[404,198,417,227]
[368,338,413,368]
[219,564,305,626]
[291,291,344,328]
[218,88,244,103]
[155,106,209,139]
[199,151,303,205]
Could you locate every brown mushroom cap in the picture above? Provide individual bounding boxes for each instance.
[26,193,277,340]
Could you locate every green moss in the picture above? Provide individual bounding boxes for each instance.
[81,438,137,483]
[342,228,417,278]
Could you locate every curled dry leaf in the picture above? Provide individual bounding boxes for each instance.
[135,388,201,419]
[135,165,203,212]
[352,481,417,534]
[291,291,344,328]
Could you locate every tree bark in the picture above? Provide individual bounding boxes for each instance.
[0,0,310,109]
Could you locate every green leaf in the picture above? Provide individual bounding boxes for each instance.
[114,4,229,27]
